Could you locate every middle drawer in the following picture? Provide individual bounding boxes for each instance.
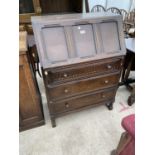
[48,72,120,100]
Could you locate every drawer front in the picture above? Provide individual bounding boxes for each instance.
[48,73,120,100]
[45,58,122,84]
[51,88,116,114]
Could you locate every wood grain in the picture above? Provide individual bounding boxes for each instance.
[19,33,44,131]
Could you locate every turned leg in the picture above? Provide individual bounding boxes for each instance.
[128,94,135,106]
[51,116,56,128]
[106,101,113,110]
[128,85,135,106]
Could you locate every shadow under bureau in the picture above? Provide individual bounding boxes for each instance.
[32,13,126,127]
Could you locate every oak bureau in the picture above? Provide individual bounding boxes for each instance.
[32,13,126,127]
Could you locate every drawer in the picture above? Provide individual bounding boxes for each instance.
[48,73,120,100]
[51,88,116,114]
[44,58,123,84]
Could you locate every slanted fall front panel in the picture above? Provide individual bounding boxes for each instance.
[72,24,96,58]
[99,22,120,53]
[42,27,69,63]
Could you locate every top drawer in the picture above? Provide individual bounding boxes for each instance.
[44,58,123,85]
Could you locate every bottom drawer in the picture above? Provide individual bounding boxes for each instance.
[51,88,116,114]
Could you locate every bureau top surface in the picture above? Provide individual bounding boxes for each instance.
[31,12,122,24]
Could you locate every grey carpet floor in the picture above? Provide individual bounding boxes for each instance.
[19,74,135,155]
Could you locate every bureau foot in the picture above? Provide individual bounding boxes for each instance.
[128,86,135,106]
[128,95,135,106]
[106,102,113,110]
[51,117,56,128]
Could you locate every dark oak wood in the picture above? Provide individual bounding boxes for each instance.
[32,13,126,127]
[19,0,41,24]
[47,72,120,100]
[19,51,44,132]
[39,0,82,14]
[28,45,42,77]
[52,88,116,114]
[32,13,126,68]
[46,58,122,85]
[42,56,123,127]
[128,85,135,106]
[19,0,83,35]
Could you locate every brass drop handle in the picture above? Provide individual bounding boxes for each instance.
[63,73,68,77]
[102,94,106,98]
[104,80,109,84]
[107,65,112,69]
[44,71,48,75]
[32,53,35,58]
[64,89,69,93]
[65,102,69,108]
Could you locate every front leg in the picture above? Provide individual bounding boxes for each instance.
[51,116,56,128]
[106,101,113,110]
[128,95,135,106]
[128,85,135,106]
